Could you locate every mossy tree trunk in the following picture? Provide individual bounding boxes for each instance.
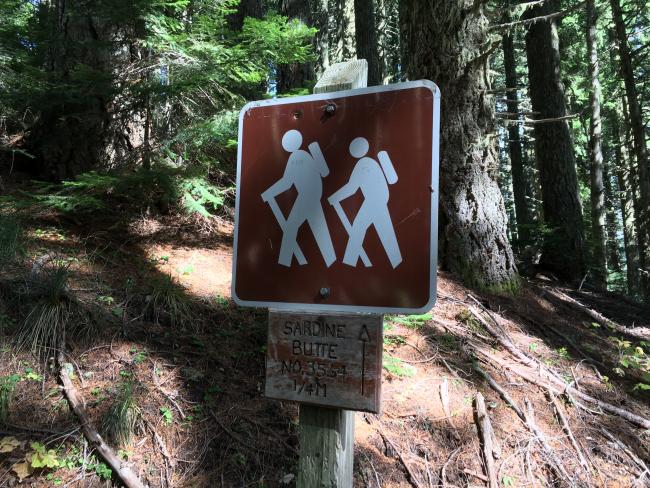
[400,0,518,292]
[587,0,607,289]
[353,0,382,85]
[502,14,532,249]
[524,0,586,282]
[610,0,650,300]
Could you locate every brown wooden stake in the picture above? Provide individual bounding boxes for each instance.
[473,392,498,488]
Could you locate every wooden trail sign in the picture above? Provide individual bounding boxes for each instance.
[231,59,441,487]
[266,311,382,412]
[232,68,441,314]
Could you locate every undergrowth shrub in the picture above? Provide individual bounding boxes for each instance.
[0,165,227,219]
[0,374,20,423]
[145,274,197,329]
[16,264,71,358]
[102,382,141,447]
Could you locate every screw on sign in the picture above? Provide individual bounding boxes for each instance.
[233,80,441,315]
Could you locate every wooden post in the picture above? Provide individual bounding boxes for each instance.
[296,59,370,488]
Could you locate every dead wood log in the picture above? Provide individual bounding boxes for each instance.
[601,428,650,477]
[546,391,590,472]
[367,416,423,488]
[473,364,572,485]
[544,288,650,341]
[468,309,650,430]
[473,393,498,488]
[58,348,146,488]
[440,379,461,442]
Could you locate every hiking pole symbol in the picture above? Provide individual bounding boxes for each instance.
[265,198,307,265]
[328,198,372,267]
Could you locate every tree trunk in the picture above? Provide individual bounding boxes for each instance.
[277,0,315,93]
[612,109,641,296]
[227,0,263,31]
[524,0,586,282]
[330,0,356,63]
[30,0,113,180]
[311,0,330,78]
[502,16,532,249]
[603,161,621,273]
[610,0,650,300]
[586,0,607,289]
[400,0,518,291]
[353,0,382,85]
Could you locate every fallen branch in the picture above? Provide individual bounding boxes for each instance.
[440,379,461,441]
[546,391,590,472]
[368,417,423,488]
[601,428,650,478]
[58,346,145,488]
[473,393,498,488]
[544,288,650,341]
[468,307,650,430]
[440,447,461,488]
[473,364,572,485]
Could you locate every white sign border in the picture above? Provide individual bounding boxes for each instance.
[231,79,441,314]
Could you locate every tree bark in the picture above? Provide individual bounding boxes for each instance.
[30,0,112,180]
[524,0,586,282]
[502,13,532,249]
[612,109,641,296]
[610,0,650,300]
[353,0,382,85]
[277,0,315,94]
[603,161,622,272]
[227,0,263,31]
[400,0,518,291]
[586,0,607,289]
[330,0,356,63]
[310,0,330,78]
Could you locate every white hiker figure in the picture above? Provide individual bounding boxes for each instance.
[328,137,402,269]
[261,129,336,268]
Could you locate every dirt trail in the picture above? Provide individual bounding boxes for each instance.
[0,216,649,487]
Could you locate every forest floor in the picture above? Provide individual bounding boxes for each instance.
[0,207,649,487]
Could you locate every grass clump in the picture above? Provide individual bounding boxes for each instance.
[145,274,196,329]
[383,356,416,377]
[387,313,432,330]
[0,374,21,423]
[16,264,71,358]
[102,382,141,447]
[0,214,23,265]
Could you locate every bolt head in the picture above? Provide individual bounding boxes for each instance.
[319,287,330,298]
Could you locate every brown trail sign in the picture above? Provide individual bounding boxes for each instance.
[233,59,440,487]
[232,74,440,314]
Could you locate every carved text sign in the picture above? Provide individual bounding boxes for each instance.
[265,311,382,412]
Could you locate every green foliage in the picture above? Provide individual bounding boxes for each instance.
[610,338,650,391]
[102,382,141,447]
[160,406,173,425]
[29,442,60,469]
[383,356,415,377]
[4,167,226,218]
[387,313,432,330]
[0,374,21,423]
